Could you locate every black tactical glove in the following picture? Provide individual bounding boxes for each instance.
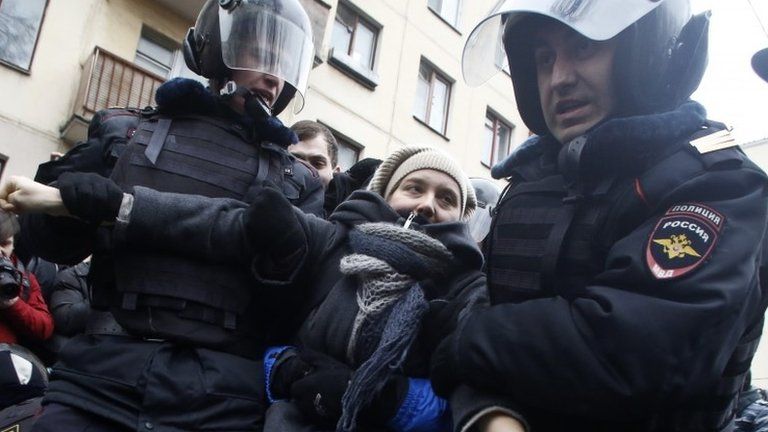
[288,349,410,427]
[244,181,306,262]
[270,348,312,400]
[289,350,352,425]
[57,172,123,224]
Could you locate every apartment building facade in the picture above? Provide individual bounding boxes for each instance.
[0,0,526,179]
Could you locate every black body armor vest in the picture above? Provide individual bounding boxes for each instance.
[486,129,763,431]
[101,111,300,352]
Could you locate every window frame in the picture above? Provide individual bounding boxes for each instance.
[427,0,462,32]
[328,1,381,88]
[414,58,453,137]
[482,110,514,168]
[319,121,364,171]
[134,26,179,79]
[0,0,49,74]
[332,1,379,71]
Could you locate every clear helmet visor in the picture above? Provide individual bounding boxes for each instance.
[218,1,314,112]
[468,205,494,244]
[462,0,665,86]
[468,177,501,244]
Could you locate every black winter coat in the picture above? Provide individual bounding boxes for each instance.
[115,188,486,430]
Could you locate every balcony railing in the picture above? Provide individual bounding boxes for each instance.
[79,46,164,116]
[62,47,165,144]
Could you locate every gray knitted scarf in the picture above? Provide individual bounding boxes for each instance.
[336,222,453,432]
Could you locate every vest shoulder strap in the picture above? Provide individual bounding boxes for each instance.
[635,123,746,211]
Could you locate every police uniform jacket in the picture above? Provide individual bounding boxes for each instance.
[435,101,768,431]
[18,79,325,431]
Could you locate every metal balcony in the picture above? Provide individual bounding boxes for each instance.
[61,47,165,145]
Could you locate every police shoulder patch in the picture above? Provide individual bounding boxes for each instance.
[646,203,724,280]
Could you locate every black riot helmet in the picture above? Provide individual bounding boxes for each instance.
[753,47,768,83]
[183,0,314,115]
[462,0,710,136]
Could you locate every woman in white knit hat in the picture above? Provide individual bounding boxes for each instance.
[0,145,516,431]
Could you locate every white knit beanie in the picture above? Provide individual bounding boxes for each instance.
[368,145,476,219]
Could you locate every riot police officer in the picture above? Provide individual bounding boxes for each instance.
[429,0,768,431]
[19,0,323,430]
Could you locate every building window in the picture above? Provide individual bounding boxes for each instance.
[134,27,178,78]
[0,0,48,72]
[134,26,203,84]
[414,59,452,135]
[331,2,378,71]
[482,111,513,167]
[336,137,361,171]
[428,0,461,28]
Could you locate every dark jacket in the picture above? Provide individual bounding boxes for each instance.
[115,188,486,431]
[49,261,90,337]
[437,102,768,431]
[18,79,324,431]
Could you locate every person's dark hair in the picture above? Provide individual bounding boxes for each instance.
[290,120,339,167]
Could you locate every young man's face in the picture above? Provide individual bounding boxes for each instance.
[289,135,339,188]
[387,169,462,224]
[533,22,618,144]
[229,69,285,114]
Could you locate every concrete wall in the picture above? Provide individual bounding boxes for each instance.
[0,0,191,179]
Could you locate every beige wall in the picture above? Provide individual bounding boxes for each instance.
[281,0,526,178]
[0,0,191,179]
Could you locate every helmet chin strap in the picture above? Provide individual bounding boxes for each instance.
[218,80,273,121]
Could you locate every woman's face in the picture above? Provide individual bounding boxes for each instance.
[387,169,462,224]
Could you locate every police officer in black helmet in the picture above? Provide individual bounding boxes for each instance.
[429,0,768,430]
[19,1,323,431]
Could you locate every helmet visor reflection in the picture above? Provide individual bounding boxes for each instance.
[462,0,664,86]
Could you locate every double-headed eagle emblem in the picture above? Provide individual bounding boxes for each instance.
[653,234,701,259]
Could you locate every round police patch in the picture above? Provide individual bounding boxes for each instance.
[646,203,724,279]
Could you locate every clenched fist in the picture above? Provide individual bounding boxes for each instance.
[0,176,68,216]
